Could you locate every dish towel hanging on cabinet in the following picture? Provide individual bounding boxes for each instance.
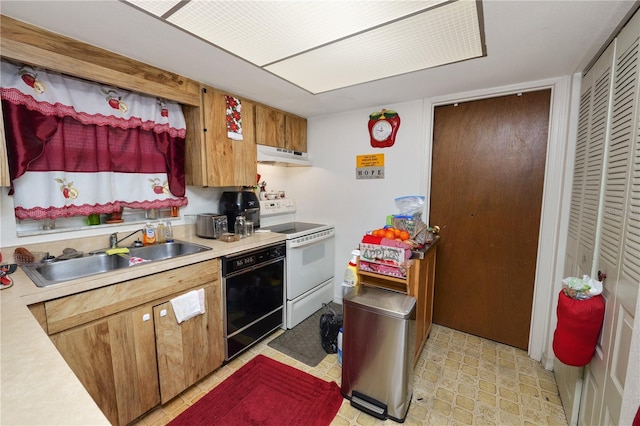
[170,289,205,324]
[225,95,243,140]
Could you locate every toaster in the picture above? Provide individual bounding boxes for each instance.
[196,213,228,239]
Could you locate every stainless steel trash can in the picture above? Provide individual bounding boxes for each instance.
[341,285,416,422]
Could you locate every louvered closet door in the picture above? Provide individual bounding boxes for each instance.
[594,11,640,425]
[565,46,613,280]
[561,42,614,426]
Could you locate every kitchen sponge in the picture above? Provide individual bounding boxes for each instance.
[105,247,130,256]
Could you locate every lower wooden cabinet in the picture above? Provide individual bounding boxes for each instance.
[51,304,160,426]
[413,246,437,363]
[154,285,222,403]
[46,260,223,426]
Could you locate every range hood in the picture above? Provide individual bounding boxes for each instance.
[256,145,312,167]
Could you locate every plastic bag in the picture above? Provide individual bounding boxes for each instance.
[319,303,343,354]
[562,275,603,300]
[394,196,424,217]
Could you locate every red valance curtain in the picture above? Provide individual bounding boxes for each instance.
[1,60,188,220]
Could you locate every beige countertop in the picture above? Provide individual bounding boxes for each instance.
[0,229,286,425]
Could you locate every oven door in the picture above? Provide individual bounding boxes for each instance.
[286,228,335,300]
[224,257,284,359]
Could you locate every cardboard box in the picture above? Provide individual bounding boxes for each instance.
[359,242,410,267]
[359,260,409,278]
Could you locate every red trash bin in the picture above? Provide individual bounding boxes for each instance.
[552,290,605,367]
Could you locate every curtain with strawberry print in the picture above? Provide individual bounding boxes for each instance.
[0,60,188,220]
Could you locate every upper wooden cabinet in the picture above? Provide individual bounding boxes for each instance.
[285,113,308,152]
[184,86,257,187]
[256,104,307,152]
[255,104,285,148]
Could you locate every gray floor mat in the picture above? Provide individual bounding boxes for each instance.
[268,302,343,367]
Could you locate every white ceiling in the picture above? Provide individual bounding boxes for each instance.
[125,0,484,94]
[1,1,638,118]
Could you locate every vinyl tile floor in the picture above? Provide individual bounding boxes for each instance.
[134,324,568,426]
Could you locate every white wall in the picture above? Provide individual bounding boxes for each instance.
[256,77,575,365]
[2,78,573,365]
[278,99,427,295]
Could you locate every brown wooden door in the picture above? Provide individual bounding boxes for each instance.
[430,90,550,350]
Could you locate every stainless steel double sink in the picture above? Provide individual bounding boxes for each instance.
[21,241,212,288]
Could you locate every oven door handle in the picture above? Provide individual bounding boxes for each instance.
[288,231,335,248]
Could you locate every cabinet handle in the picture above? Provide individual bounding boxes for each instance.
[597,270,607,282]
[142,313,150,322]
[160,309,167,317]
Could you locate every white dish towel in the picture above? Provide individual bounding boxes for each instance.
[170,289,205,323]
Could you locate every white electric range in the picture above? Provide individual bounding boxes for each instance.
[260,199,335,329]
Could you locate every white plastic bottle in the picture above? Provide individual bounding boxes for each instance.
[143,221,156,245]
[342,250,360,287]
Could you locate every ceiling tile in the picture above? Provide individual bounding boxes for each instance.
[165,0,446,66]
[266,0,483,93]
[128,0,182,17]
[124,0,484,94]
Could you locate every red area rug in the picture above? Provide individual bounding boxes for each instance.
[168,354,343,426]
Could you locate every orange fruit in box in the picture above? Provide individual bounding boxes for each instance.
[384,230,396,239]
[399,230,410,241]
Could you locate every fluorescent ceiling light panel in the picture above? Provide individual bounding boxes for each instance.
[164,1,446,66]
[267,0,483,93]
[123,0,484,94]
[128,0,181,17]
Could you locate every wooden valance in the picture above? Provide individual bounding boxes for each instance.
[0,15,201,107]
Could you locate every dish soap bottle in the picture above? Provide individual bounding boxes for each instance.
[342,250,360,287]
[143,221,156,245]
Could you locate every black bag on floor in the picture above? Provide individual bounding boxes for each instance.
[319,303,343,354]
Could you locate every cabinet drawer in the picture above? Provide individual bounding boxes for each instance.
[46,259,218,334]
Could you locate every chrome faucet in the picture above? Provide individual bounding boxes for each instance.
[109,229,143,249]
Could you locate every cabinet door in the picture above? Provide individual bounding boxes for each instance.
[256,104,285,148]
[413,247,437,364]
[184,86,257,187]
[202,87,257,187]
[51,304,160,426]
[285,113,307,152]
[154,284,223,403]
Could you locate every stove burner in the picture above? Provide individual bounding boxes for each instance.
[264,222,328,235]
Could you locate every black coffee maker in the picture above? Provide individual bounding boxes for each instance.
[219,189,261,232]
